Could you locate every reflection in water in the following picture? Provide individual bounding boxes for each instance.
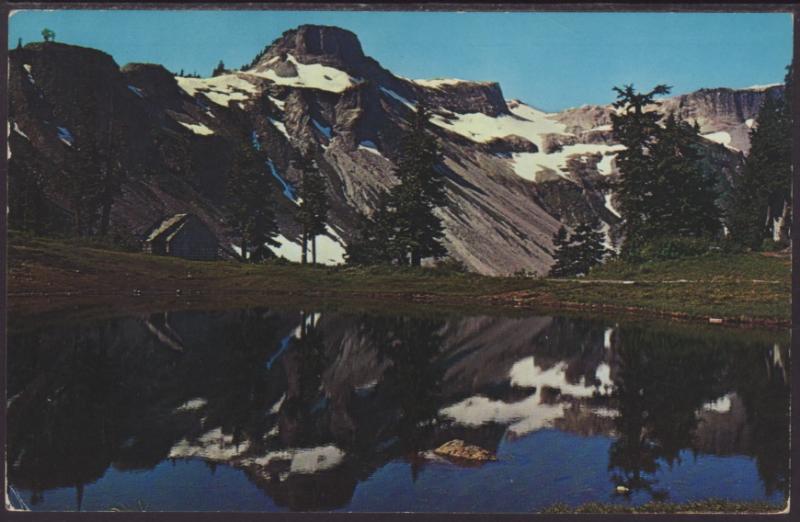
[6,310,789,512]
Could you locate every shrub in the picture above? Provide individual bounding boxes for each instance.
[760,238,789,252]
[636,236,714,261]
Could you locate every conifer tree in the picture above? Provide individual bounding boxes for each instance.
[345,191,397,265]
[549,220,608,277]
[649,113,721,238]
[729,71,791,248]
[212,60,226,77]
[610,84,671,256]
[225,141,280,262]
[389,103,448,266]
[549,226,577,277]
[293,153,330,265]
[571,218,608,275]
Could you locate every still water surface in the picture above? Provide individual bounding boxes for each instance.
[6,308,790,512]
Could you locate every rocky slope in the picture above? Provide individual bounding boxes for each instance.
[7,24,783,275]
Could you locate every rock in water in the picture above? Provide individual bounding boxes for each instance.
[433,439,497,461]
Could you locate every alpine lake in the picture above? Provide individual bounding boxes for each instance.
[6,303,790,512]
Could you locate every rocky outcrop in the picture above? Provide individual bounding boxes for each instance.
[7,26,772,275]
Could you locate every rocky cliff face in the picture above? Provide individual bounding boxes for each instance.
[7,25,779,274]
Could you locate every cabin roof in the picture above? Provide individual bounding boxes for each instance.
[145,213,189,242]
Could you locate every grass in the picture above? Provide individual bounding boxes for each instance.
[6,233,791,325]
[539,499,787,514]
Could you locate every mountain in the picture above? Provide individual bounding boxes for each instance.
[7,25,784,275]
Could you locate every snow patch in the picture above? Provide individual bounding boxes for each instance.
[413,78,468,88]
[175,398,207,412]
[509,356,602,398]
[744,83,782,92]
[127,85,145,98]
[510,144,624,182]
[12,122,29,140]
[248,445,345,474]
[268,96,286,110]
[169,427,250,462]
[604,193,621,218]
[440,393,567,438]
[251,54,356,93]
[268,230,346,265]
[702,393,733,414]
[745,118,755,129]
[597,152,617,175]
[312,119,332,139]
[358,140,386,159]
[56,126,74,147]
[178,121,215,136]
[176,74,259,107]
[266,158,297,201]
[379,86,416,109]
[268,118,291,141]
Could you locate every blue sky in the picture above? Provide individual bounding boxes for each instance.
[8,9,793,112]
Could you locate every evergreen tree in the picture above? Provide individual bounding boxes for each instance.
[41,28,55,43]
[729,73,792,248]
[225,141,280,262]
[345,191,397,265]
[389,103,448,266]
[549,220,608,277]
[16,37,22,50]
[571,218,608,275]
[212,60,226,77]
[648,113,721,238]
[610,84,671,256]
[549,226,577,277]
[293,153,329,265]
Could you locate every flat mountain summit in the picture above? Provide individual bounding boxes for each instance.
[7,25,784,274]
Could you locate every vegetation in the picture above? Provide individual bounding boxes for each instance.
[347,104,448,267]
[611,84,722,260]
[224,141,280,262]
[728,67,792,248]
[41,28,55,42]
[549,218,608,277]
[293,152,330,265]
[7,233,790,324]
[211,59,226,77]
[540,499,785,514]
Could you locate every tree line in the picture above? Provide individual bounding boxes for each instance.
[550,70,792,277]
[225,136,331,264]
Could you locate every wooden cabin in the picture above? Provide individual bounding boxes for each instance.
[142,213,217,261]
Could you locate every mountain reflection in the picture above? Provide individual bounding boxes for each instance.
[6,310,789,511]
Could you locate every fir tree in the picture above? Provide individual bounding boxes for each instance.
[610,84,671,256]
[225,141,280,262]
[293,153,330,265]
[549,220,608,277]
[212,60,226,77]
[549,226,577,277]
[389,103,448,266]
[571,218,608,275]
[729,86,792,248]
[648,113,721,238]
[345,191,398,265]
[41,28,55,43]
[16,38,22,50]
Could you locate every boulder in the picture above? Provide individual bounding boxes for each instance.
[433,439,497,462]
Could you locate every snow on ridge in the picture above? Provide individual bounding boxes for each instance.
[379,86,416,109]
[413,78,469,88]
[249,54,356,93]
[176,74,259,107]
[743,83,782,92]
[430,100,569,151]
[178,121,215,136]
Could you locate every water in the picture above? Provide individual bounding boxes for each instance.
[6,307,790,512]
